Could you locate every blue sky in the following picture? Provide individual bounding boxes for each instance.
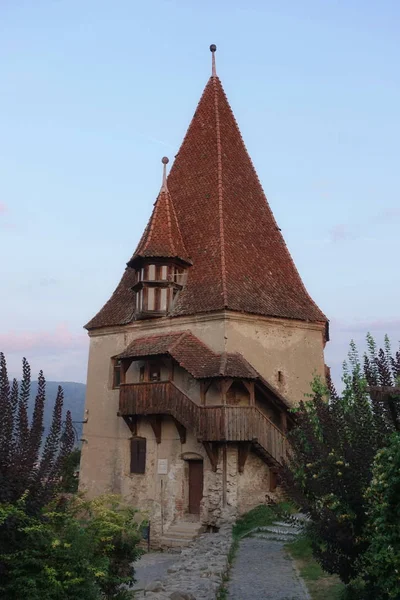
[1,0,399,385]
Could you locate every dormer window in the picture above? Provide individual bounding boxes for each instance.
[132,260,188,319]
[127,158,192,320]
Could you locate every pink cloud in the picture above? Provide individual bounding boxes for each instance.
[0,323,88,355]
[0,202,7,215]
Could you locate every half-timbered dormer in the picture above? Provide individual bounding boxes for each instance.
[127,157,191,319]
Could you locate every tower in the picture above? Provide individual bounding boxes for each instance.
[80,46,328,545]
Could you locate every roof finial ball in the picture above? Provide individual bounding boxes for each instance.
[161,156,169,190]
[210,44,217,77]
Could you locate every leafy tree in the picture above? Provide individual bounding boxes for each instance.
[0,353,75,513]
[0,494,142,600]
[60,447,81,493]
[280,335,400,584]
[353,433,400,599]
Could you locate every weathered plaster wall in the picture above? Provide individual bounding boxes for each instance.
[237,451,272,514]
[80,314,226,502]
[80,310,324,542]
[225,313,325,406]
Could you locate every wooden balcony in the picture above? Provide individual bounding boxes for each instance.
[119,381,289,468]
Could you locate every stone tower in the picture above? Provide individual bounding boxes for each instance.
[80,46,328,546]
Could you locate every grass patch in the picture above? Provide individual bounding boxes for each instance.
[232,501,295,540]
[286,536,345,600]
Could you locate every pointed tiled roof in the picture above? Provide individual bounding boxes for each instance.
[167,74,326,323]
[86,55,327,330]
[128,185,191,267]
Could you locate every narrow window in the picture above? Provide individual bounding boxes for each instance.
[130,437,146,473]
[154,287,161,311]
[278,371,283,383]
[113,359,122,388]
[139,365,145,382]
[147,287,155,310]
[161,265,168,280]
[148,264,156,280]
[160,288,167,311]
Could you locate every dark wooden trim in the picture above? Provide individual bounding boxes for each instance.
[238,442,251,473]
[122,415,137,435]
[280,412,287,433]
[203,442,219,472]
[148,416,162,444]
[172,417,186,444]
[243,381,255,406]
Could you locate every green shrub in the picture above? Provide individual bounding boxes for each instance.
[280,335,400,585]
[0,494,143,600]
[355,433,400,599]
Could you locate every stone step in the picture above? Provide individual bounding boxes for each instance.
[160,536,194,548]
[250,533,297,543]
[167,523,202,532]
[273,520,303,529]
[163,531,197,540]
[253,525,299,537]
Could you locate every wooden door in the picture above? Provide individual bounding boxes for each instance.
[188,460,203,514]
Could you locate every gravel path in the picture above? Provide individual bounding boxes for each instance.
[132,552,178,591]
[228,537,310,600]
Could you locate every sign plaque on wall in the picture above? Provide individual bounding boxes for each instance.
[157,459,168,475]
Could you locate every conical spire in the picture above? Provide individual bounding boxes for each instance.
[166,53,326,324]
[128,158,191,267]
[86,47,326,330]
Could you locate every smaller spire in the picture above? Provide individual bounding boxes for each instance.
[210,44,217,77]
[161,156,169,191]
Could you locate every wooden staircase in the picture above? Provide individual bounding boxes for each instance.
[119,381,289,469]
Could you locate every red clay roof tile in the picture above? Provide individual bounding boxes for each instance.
[128,187,191,267]
[116,331,258,380]
[86,71,327,330]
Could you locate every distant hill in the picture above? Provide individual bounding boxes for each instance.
[28,381,86,445]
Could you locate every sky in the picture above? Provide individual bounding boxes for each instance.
[0,0,399,387]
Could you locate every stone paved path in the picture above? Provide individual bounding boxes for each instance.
[132,551,178,591]
[228,537,310,600]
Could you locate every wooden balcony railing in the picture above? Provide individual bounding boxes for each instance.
[119,381,289,466]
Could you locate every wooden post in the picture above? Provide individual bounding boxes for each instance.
[222,444,227,507]
[238,442,251,473]
[280,412,287,433]
[148,416,162,444]
[203,442,218,472]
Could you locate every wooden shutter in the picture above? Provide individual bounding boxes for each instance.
[130,437,146,474]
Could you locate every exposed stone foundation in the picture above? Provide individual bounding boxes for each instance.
[134,525,233,600]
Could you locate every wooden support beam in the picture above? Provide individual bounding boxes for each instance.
[172,417,186,444]
[243,381,255,405]
[238,442,251,473]
[120,358,133,385]
[122,415,137,435]
[203,442,219,472]
[201,379,213,406]
[148,416,162,444]
[280,412,288,433]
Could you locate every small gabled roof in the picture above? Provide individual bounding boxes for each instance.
[116,330,258,380]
